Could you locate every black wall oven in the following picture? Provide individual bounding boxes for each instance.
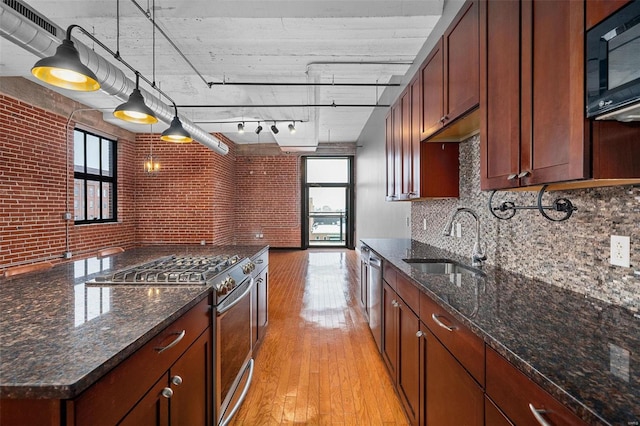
[586,0,640,121]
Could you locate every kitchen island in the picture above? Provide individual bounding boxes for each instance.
[0,244,268,425]
[362,238,639,425]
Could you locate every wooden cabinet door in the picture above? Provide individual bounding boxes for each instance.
[382,282,398,383]
[385,111,396,200]
[425,329,483,426]
[396,300,420,426]
[479,0,521,190]
[409,76,422,198]
[119,375,169,426]
[169,331,210,426]
[400,87,412,197]
[444,0,480,123]
[392,100,404,198]
[485,396,514,426]
[586,0,631,29]
[520,0,588,186]
[420,39,444,140]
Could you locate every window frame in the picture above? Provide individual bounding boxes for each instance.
[73,128,118,225]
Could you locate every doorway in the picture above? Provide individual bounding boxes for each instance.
[302,157,354,249]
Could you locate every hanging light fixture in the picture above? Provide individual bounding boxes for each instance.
[31,29,100,92]
[113,72,158,124]
[144,130,160,175]
[271,122,279,134]
[238,122,245,133]
[161,103,192,143]
[288,122,296,134]
[255,122,263,134]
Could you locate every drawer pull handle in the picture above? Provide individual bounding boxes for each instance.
[171,375,183,386]
[255,259,264,264]
[528,403,551,426]
[415,330,424,338]
[518,170,531,178]
[155,330,186,354]
[392,300,400,308]
[161,387,174,399]
[507,173,518,181]
[431,313,456,332]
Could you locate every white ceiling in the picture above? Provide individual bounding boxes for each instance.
[0,0,443,151]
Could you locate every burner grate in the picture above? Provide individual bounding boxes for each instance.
[92,254,240,285]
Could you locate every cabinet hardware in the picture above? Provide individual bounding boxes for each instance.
[431,313,456,332]
[255,259,264,264]
[392,300,400,308]
[507,174,518,181]
[528,403,552,426]
[161,387,174,399]
[415,330,424,338]
[171,375,183,386]
[517,170,531,178]
[155,330,186,354]
[489,185,576,222]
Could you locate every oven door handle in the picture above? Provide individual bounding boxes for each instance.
[220,358,254,426]
[217,277,254,315]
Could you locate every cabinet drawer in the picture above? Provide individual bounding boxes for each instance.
[396,273,419,315]
[252,250,269,276]
[486,347,587,426]
[419,291,484,386]
[383,262,397,289]
[72,296,211,426]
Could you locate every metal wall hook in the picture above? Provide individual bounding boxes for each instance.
[489,185,577,222]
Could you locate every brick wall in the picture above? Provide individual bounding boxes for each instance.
[0,93,137,268]
[235,155,301,247]
[134,132,237,245]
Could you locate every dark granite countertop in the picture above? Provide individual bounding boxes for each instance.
[361,238,639,426]
[0,244,268,400]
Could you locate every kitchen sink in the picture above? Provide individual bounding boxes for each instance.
[402,258,485,277]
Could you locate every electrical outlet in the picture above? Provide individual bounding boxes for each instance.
[456,222,462,238]
[610,235,630,267]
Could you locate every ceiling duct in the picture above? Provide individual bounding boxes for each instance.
[0,1,228,155]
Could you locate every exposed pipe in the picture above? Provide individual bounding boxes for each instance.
[208,81,401,87]
[0,3,228,155]
[178,103,391,108]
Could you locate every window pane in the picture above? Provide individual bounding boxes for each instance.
[308,187,346,245]
[102,182,114,219]
[101,139,113,177]
[86,180,100,220]
[306,158,349,183]
[74,179,85,220]
[86,134,100,173]
[74,130,85,172]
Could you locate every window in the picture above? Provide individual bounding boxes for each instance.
[74,129,117,223]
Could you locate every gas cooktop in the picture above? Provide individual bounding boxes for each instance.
[89,254,241,285]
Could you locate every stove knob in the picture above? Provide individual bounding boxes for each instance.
[227,277,236,288]
[216,282,228,295]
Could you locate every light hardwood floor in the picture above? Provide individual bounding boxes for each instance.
[230,249,408,425]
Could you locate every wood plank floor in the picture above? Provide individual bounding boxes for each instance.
[230,249,409,425]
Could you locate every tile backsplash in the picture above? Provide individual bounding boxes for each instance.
[411,135,640,312]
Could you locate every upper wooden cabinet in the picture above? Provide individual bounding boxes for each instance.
[480,0,640,191]
[421,0,479,140]
[586,0,631,29]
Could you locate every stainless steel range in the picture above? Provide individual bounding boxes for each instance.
[90,254,257,426]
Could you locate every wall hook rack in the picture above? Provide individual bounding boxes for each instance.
[488,185,577,222]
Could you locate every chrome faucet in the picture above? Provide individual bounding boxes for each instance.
[442,207,487,267]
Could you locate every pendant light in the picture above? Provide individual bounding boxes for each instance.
[113,73,158,124]
[161,103,192,143]
[31,29,100,92]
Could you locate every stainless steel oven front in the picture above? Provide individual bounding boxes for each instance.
[214,274,255,426]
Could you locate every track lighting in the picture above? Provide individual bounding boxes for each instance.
[113,72,158,124]
[288,122,296,134]
[271,123,279,134]
[161,104,192,143]
[238,122,245,134]
[255,123,263,134]
[31,34,100,92]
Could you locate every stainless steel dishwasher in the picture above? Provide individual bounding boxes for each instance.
[368,252,383,353]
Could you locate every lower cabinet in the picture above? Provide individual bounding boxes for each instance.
[382,280,421,425]
[119,330,210,426]
[422,326,483,425]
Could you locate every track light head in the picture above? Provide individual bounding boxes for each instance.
[271,123,279,134]
[31,39,100,92]
[288,122,296,134]
[255,124,263,134]
[237,122,245,133]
